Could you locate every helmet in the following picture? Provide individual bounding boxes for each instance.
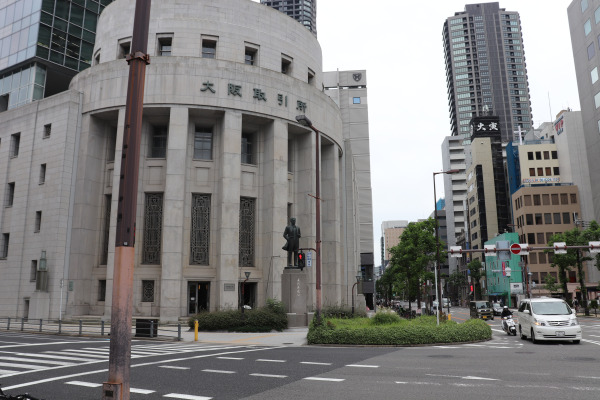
[503,306,508,309]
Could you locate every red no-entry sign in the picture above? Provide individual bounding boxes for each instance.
[510,243,521,255]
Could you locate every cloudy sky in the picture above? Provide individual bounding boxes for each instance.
[256,0,581,265]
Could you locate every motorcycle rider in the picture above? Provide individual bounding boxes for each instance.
[501,306,513,332]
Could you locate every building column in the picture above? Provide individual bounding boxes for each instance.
[259,120,289,303]
[159,107,188,322]
[216,110,242,309]
[321,143,342,305]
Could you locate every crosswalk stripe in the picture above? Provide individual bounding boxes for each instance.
[0,362,48,370]
[43,351,107,359]
[13,352,92,362]
[164,394,212,400]
[0,356,74,366]
[66,381,102,388]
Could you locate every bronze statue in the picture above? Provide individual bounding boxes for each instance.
[283,217,301,267]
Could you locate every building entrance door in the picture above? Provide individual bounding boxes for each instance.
[188,281,210,315]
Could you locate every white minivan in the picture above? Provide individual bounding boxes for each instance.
[517,297,581,344]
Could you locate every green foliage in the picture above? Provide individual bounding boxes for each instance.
[307,316,491,345]
[543,274,560,294]
[371,310,402,325]
[590,300,598,310]
[321,305,366,319]
[468,259,484,300]
[188,299,288,332]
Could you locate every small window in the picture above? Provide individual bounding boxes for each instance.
[545,167,552,176]
[98,280,107,302]
[524,195,532,206]
[142,280,155,302]
[94,50,101,65]
[149,125,168,158]
[595,91,600,109]
[535,213,543,224]
[244,43,258,66]
[202,39,217,59]
[158,36,172,56]
[592,67,599,84]
[538,252,547,264]
[527,233,535,244]
[241,132,256,165]
[537,233,545,243]
[529,168,535,176]
[34,211,42,232]
[529,252,537,264]
[281,54,292,74]
[525,214,533,225]
[0,233,9,258]
[543,151,550,159]
[551,151,558,159]
[585,19,592,36]
[554,213,561,224]
[353,97,361,104]
[551,194,559,205]
[535,151,542,160]
[542,194,550,205]
[527,151,534,160]
[544,213,552,224]
[10,133,20,158]
[582,0,589,12]
[118,40,131,59]
[537,167,544,176]
[30,260,37,282]
[43,124,51,138]
[533,195,541,206]
[561,193,569,204]
[193,129,212,160]
[554,166,560,175]
[39,164,47,185]
[308,68,315,84]
[570,193,577,204]
[588,42,596,60]
[562,212,571,224]
[5,182,15,207]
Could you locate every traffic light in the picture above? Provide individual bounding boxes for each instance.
[298,252,305,270]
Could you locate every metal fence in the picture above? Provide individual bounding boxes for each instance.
[0,317,183,341]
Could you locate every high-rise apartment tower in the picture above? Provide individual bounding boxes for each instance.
[443,2,533,143]
[260,0,316,37]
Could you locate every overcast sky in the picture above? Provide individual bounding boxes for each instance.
[256,0,581,266]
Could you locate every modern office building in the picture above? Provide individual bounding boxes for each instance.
[381,220,408,268]
[260,0,317,37]
[443,2,533,142]
[0,0,113,111]
[568,0,600,222]
[0,0,373,322]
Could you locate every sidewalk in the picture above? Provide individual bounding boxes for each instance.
[177,326,309,346]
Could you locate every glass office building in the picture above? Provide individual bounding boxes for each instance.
[0,0,112,110]
[260,0,317,37]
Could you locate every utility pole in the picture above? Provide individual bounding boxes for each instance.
[102,1,151,399]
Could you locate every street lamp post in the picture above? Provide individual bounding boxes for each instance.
[295,115,322,323]
[351,274,362,316]
[433,169,460,325]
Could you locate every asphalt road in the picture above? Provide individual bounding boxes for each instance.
[1,308,600,400]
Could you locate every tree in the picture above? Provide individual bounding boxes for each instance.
[387,219,438,313]
[543,274,560,295]
[447,269,467,305]
[468,258,484,300]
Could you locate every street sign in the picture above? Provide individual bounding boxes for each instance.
[449,246,462,257]
[306,251,312,267]
[510,243,521,255]
[590,241,600,254]
[554,242,567,254]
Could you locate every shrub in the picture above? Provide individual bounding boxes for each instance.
[371,310,401,325]
[321,304,367,319]
[307,315,491,345]
[188,299,288,332]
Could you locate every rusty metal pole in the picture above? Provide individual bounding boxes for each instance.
[102,1,151,400]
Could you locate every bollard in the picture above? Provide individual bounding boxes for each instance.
[177,323,182,341]
[39,319,43,332]
[7,317,10,330]
[448,314,452,321]
[79,320,83,335]
[194,320,199,341]
[150,320,155,338]
[101,320,105,336]
[59,320,62,334]
[21,317,25,331]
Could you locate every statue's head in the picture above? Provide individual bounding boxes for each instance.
[290,217,296,224]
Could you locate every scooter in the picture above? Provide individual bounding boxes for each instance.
[501,315,517,335]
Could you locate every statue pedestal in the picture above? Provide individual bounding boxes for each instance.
[282,268,308,327]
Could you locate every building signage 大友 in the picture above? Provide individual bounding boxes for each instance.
[201,80,307,112]
[476,122,499,131]
[522,177,560,184]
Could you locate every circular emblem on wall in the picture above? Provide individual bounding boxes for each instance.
[353,73,362,82]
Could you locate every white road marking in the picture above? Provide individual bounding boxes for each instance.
[66,381,102,388]
[346,364,379,368]
[0,356,74,366]
[217,356,244,360]
[250,373,287,378]
[303,377,345,382]
[0,362,47,370]
[159,366,190,370]
[164,394,212,400]
[202,369,236,374]
[463,376,499,381]
[131,388,155,394]
[0,340,107,349]
[396,381,442,385]
[11,352,92,362]
[256,359,286,363]
[300,361,332,365]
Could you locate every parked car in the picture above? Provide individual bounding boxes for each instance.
[517,297,581,344]
[492,302,503,316]
[469,300,494,320]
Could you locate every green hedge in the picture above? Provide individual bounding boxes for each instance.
[307,315,491,345]
[188,299,288,332]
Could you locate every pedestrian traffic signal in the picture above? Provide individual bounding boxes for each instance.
[298,252,305,270]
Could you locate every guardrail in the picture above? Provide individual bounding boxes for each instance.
[0,317,183,341]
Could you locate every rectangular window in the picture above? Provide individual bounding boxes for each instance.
[98,280,107,301]
[546,167,552,176]
[535,213,543,224]
[149,125,168,158]
[353,97,361,104]
[43,124,51,138]
[570,193,577,203]
[308,68,315,84]
[560,193,569,204]
[535,151,542,160]
[142,193,163,264]
[551,151,558,159]
[39,164,46,184]
[543,151,550,160]
[524,195,532,206]
[595,91,600,109]
[5,182,15,207]
[30,260,37,282]
[585,19,592,36]
[202,39,216,58]
[101,195,111,265]
[537,233,545,244]
[281,54,292,74]
[142,280,155,302]
[554,213,561,224]
[551,193,559,205]
[527,151,534,160]
[241,132,255,165]
[542,194,550,205]
[193,129,213,160]
[537,167,544,176]
[592,67,599,84]
[35,211,42,232]
[527,233,536,244]
[244,43,258,65]
[529,168,535,176]
[190,194,211,265]
[10,133,20,157]
[158,36,172,56]
[118,40,131,59]
[539,252,547,264]
[526,214,533,225]
[563,212,571,224]
[588,42,596,60]
[544,213,552,224]
[1,233,9,258]
[533,195,541,205]
[529,252,538,265]
[239,197,255,267]
[554,167,560,175]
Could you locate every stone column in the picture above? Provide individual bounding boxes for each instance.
[259,120,288,302]
[216,110,242,309]
[159,107,188,321]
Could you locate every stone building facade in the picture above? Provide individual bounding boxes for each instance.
[0,0,373,322]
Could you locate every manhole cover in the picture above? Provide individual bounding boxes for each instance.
[565,357,596,362]
[428,355,454,358]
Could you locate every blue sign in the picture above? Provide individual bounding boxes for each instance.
[306,251,312,267]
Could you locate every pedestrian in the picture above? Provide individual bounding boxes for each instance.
[573,298,579,313]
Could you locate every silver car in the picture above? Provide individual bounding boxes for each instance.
[492,302,503,316]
